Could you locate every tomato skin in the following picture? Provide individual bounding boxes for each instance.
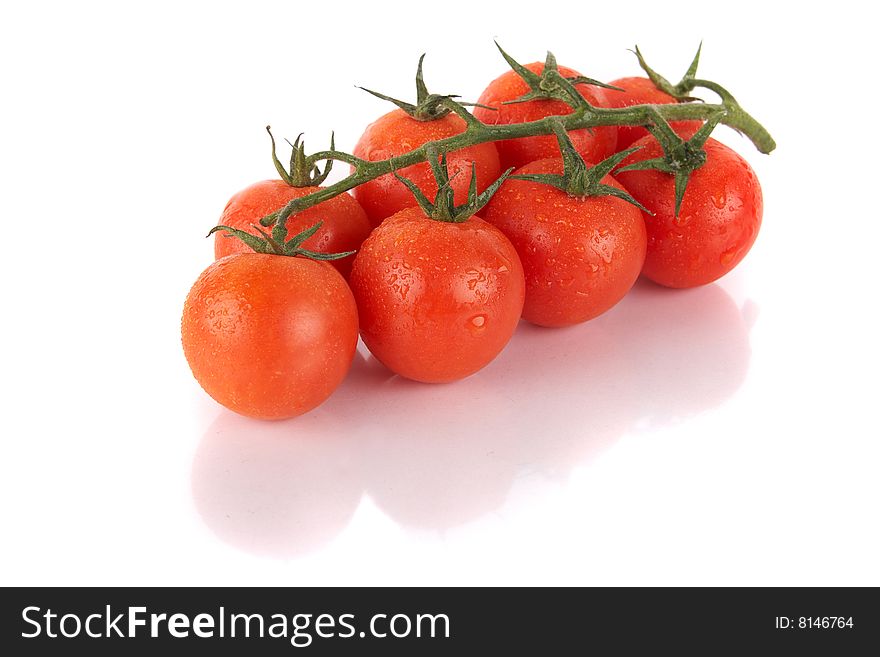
[600,77,701,150]
[349,207,525,383]
[213,180,371,279]
[615,132,763,288]
[352,110,501,227]
[473,62,617,169]
[482,159,646,327]
[182,254,359,420]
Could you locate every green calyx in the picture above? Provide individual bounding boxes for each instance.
[633,43,776,153]
[633,42,703,101]
[495,42,622,110]
[359,54,493,122]
[617,109,726,216]
[510,119,648,212]
[268,126,335,187]
[392,148,513,223]
[209,220,354,261]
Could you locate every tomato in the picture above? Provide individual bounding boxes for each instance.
[600,76,702,150]
[482,158,646,327]
[182,253,359,419]
[352,111,501,227]
[349,206,525,383]
[615,130,763,288]
[213,180,370,279]
[473,62,617,169]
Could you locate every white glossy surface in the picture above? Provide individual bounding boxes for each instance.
[1,1,877,586]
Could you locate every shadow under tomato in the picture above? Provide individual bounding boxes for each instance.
[189,353,387,559]
[191,280,754,557]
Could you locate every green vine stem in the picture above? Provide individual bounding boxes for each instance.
[632,44,776,156]
[259,45,775,229]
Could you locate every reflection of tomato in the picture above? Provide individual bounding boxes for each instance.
[182,253,359,419]
[213,181,370,279]
[600,77,701,150]
[352,111,501,227]
[615,130,763,288]
[483,158,646,327]
[359,374,519,530]
[607,281,752,421]
[191,412,363,557]
[474,62,617,169]
[349,206,525,383]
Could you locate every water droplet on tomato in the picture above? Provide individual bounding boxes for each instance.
[675,214,693,226]
[720,246,739,266]
[469,314,487,330]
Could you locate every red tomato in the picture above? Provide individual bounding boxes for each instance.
[473,62,617,169]
[615,131,763,288]
[214,180,370,279]
[600,76,702,150]
[182,253,359,419]
[352,111,501,227]
[349,206,525,383]
[482,158,647,327]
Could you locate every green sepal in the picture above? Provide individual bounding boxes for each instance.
[392,147,513,223]
[427,151,456,213]
[266,126,335,187]
[632,45,677,97]
[267,126,293,185]
[208,221,355,261]
[295,248,356,261]
[566,76,624,92]
[390,160,436,217]
[208,225,273,254]
[469,167,515,218]
[495,41,543,88]
[632,43,703,101]
[592,183,650,213]
[494,42,612,109]
[467,162,478,204]
[281,218,321,248]
[359,54,492,122]
[357,86,422,117]
[617,108,726,216]
[509,120,649,212]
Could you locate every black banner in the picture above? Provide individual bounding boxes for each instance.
[1,587,876,654]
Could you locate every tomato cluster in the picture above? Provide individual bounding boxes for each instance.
[182,49,765,420]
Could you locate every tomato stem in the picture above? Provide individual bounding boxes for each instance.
[257,43,775,229]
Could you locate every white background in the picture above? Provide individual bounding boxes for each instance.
[1,1,877,586]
